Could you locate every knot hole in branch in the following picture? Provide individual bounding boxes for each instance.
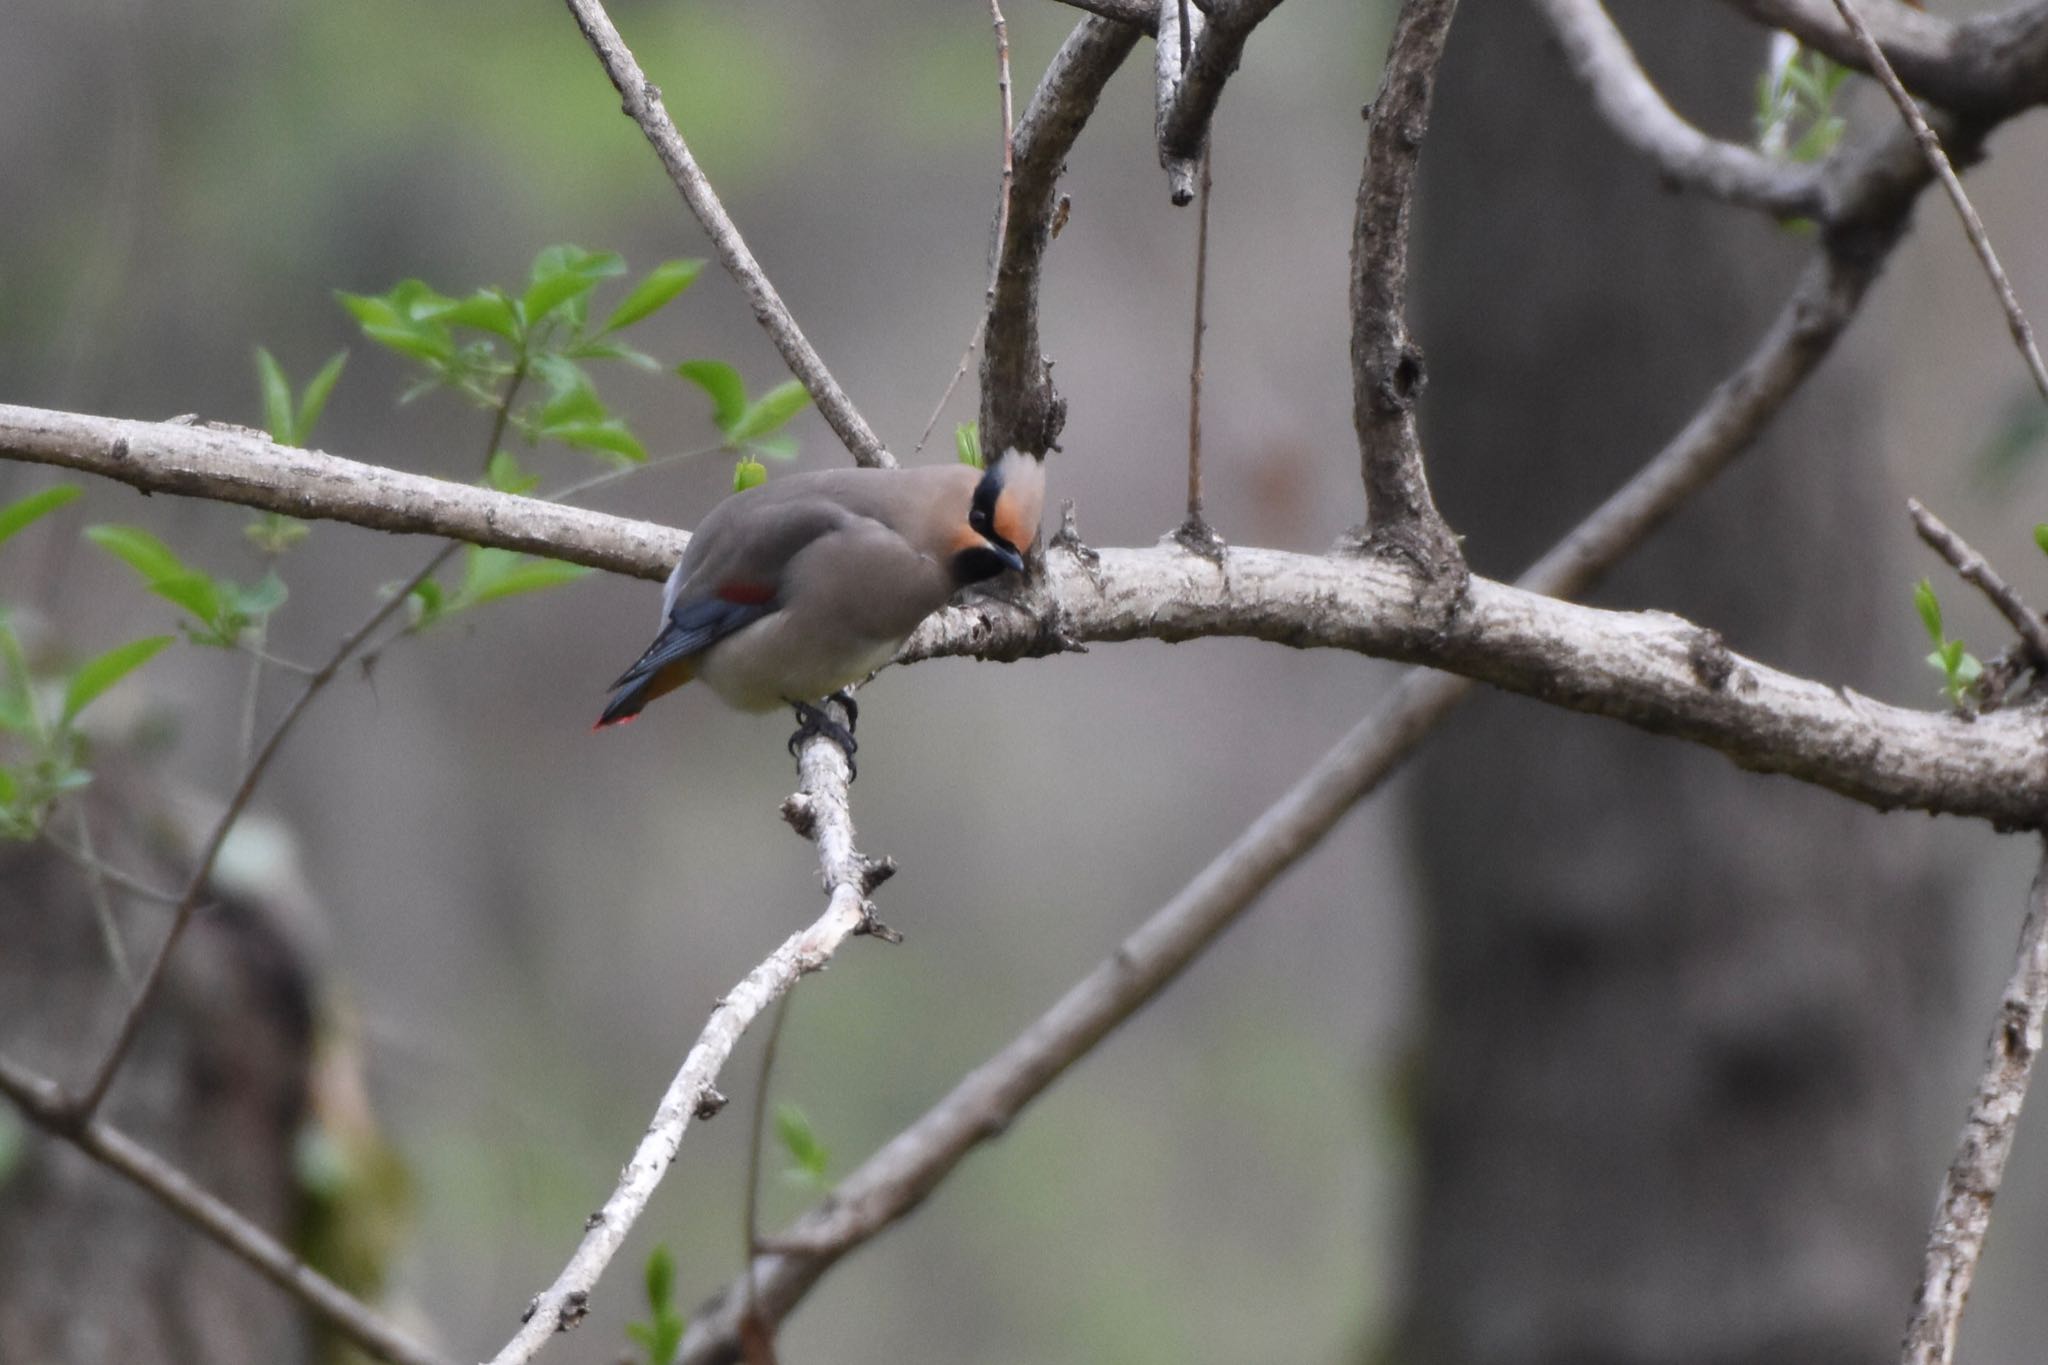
[1372,343,1427,416]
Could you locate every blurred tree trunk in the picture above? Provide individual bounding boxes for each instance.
[0,779,315,1365]
[1400,9,1950,1364]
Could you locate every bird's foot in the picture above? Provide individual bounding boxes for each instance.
[788,699,858,780]
[826,688,859,732]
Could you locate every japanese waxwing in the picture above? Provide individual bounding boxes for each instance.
[595,448,1046,773]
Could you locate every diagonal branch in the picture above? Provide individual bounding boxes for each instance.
[560,0,893,469]
[1153,0,1206,204]
[980,17,1142,456]
[1827,0,2048,400]
[1351,0,1464,578]
[0,1053,454,1365]
[1908,498,2048,672]
[1533,0,1829,219]
[1721,0,2048,118]
[674,115,1947,1361]
[1901,839,2048,1365]
[483,705,892,1365]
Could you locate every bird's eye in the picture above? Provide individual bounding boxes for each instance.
[970,506,991,533]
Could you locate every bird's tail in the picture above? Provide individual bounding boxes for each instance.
[593,653,695,730]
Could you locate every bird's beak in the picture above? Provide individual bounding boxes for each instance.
[989,540,1026,575]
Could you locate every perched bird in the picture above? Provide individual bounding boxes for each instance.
[595,449,1045,774]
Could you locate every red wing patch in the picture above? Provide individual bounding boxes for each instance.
[716,581,776,606]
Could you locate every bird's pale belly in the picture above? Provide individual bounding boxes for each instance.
[695,618,907,712]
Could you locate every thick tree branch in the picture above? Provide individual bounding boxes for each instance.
[980,17,1141,455]
[560,0,893,468]
[485,725,888,1365]
[1722,0,2048,117]
[1533,0,1829,220]
[1155,0,1287,185]
[1352,0,1464,577]
[674,120,1941,1361]
[0,1054,454,1365]
[1901,840,2048,1365]
[14,387,2047,827]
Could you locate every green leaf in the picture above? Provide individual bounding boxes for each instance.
[62,635,172,725]
[523,245,625,326]
[255,347,294,442]
[677,360,746,434]
[407,579,445,629]
[2034,524,2048,557]
[545,419,646,464]
[602,259,705,334]
[727,380,811,445]
[0,485,82,548]
[644,1245,674,1315]
[1912,578,1943,645]
[337,284,458,366]
[85,523,188,585]
[954,420,984,469]
[437,289,522,341]
[452,547,591,612]
[732,457,767,492]
[774,1103,830,1184]
[566,338,661,370]
[485,449,543,495]
[0,766,15,806]
[294,350,350,443]
[535,360,606,428]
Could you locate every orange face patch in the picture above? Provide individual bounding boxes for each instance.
[993,457,1045,551]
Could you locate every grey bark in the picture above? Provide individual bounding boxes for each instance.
[1400,8,1948,1364]
[0,774,315,1365]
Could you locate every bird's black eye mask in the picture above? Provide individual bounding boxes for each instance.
[954,467,1023,583]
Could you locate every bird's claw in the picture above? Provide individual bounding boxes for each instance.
[788,699,858,780]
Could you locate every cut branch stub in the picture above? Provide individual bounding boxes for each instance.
[980,17,1140,456]
[1351,0,1464,584]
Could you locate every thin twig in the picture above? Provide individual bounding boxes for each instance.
[1351,0,1464,578]
[1901,839,2048,1365]
[914,0,1016,458]
[237,633,263,771]
[560,0,893,469]
[543,440,727,505]
[485,699,891,1365]
[741,991,794,1347]
[1175,148,1223,558]
[1829,0,2048,400]
[68,803,133,987]
[678,112,1945,1364]
[43,830,183,907]
[0,1053,455,1365]
[63,365,533,1124]
[1533,0,1829,219]
[1908,498,2048,671]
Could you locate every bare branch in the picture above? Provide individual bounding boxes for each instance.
[1533,0,1829,219]
[1722,0,2048,117]
[1827,0,2048,400]
[17,391,2048,826]
[0,1053,454,1365]
[1901,840,2048,1365]
[1154,0,1206,203]
[1049,0,1157,29]
[484,698,889,1365]
[560,0,893,468]
[981,18,1142,455]
[1908,499,2048,672]
[1176,148,1223,557]
[914,0,1016,458]
[676,115,1948,1361]
[1156,0,1288,181]
[1351,0,1463,576]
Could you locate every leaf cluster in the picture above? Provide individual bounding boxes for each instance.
[1913,578,1982,708]
[624,1245,688,1365]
